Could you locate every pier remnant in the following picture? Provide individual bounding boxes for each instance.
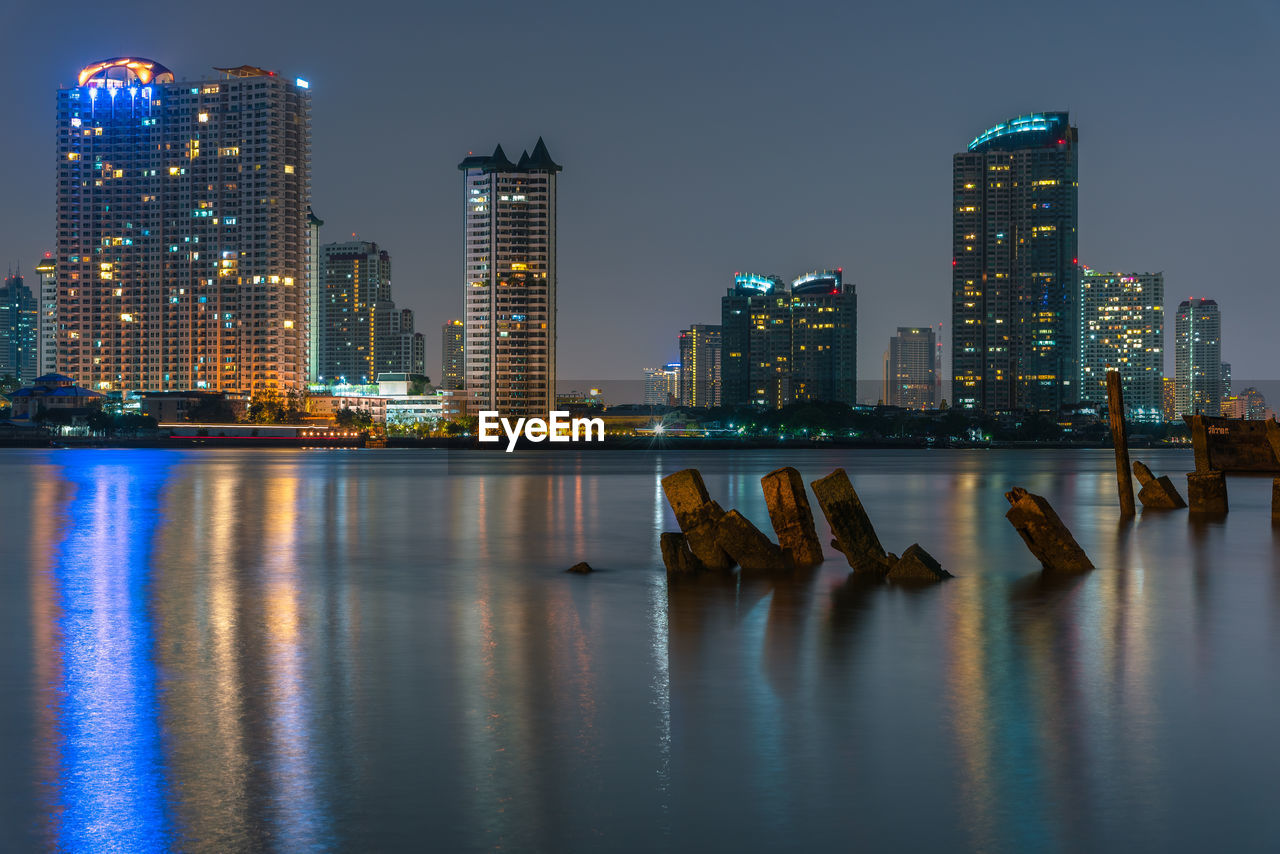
[660,533,705,575]
[1107,370,1136,517]
[887,544,952,583]
[1004,487,1095,572]
[715,510,795,573]
[661,469,735,571]
[1186,471,1228,515]
[1273,478,1280,524]
[1188,414,1211,472]
[761,467,824,568]
[811,469,893,574]
[1132,460,1187,509]
[567,561,594,574]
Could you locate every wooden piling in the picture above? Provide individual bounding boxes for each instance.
[1107,370,1135,517]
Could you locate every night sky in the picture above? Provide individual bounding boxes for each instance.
[2,0,1276,393]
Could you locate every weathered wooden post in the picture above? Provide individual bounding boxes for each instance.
[1272,478,1280,524]
[1004,486,1095,572]
[1132,460,1187,509]
[1107,369,1135,517]
[760,467,824,568]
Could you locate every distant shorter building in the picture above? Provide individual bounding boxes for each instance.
[678,325,721,408]
[5,373,104,421]
[442,320,465,391]
[1,273,38,386]
[137,391,248,423]
[1162,377,1176,422]
[884,327,937,409]
[1220,362,1232,399]
[34,256,57,377]
[1221,387,1268,421]
[643,364,679,406]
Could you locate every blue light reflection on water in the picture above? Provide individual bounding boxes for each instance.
[46,451,174,851]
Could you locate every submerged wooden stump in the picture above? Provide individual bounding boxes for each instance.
[660,532,705,575]
[761,467,824,568]
[886,544,952,583]
[1004,486,1094,572]
[661,469,735,571]
[1186,471,1228,515]
[810,468,893,574]
[715,510,794,573]
[1133,460,1187,509]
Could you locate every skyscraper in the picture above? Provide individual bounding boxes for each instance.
[720,270,856,408]
[307,207,323,382]
[317,241,391,384]
[952,112,1079,413]
[375,305,424,377]
[459,139,560,418]
[1174,298,1221,416]
[1078,270,1164,419]
[789,270,857,406]
[0,273,38,384]
[34,255,57,376]
[721,273,787,408]
[885,327,937,409]
[56,58,311,393]
[678,324,721,408]
[442,319,464,391]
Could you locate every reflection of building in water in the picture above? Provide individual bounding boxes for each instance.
[942,505,1162,852]
[35,456,175,850]
[448,467,605,852]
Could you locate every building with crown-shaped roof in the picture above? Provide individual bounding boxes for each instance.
[458,139,561,418]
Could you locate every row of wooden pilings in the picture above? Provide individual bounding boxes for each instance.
[655,369,1259,581]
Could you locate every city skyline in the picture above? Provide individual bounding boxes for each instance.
[1,2,1277,388]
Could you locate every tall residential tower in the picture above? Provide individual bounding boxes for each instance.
[56,58,311,393]
[458,139,560,418]
[1174,298,1222,416]
[1078,270,1164,418]
[885,326,937,409]
[952,112,1079,413]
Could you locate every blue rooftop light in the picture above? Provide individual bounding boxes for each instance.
[967,112,1068,151]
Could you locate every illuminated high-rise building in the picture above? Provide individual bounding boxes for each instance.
[442,319,464,391]
[306,207,323,381]
[720,270,856,408]
[643,363,679,406]
[375,305,424,377]
[1079,270,1164,419]
[885,326,937,409]
[1161,376,1176,421]
[459,139,560,417]
[952,112,1079,413]
[0,273,38,384]
[1174,298,1221,416]
[678,324,721,408]
[318,241,390,384]
[34,255,58,375]
[56,58,311,393]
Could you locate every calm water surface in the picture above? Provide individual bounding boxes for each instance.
[1,447,1277,853]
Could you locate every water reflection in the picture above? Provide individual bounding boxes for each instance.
[37,453,174,851]
[9,448,1280,851]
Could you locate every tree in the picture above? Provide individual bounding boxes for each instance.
[334,407,374,429]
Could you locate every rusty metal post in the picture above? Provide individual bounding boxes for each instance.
[1107,370,1135,516]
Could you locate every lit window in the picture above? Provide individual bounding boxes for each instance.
[198,113,209,122]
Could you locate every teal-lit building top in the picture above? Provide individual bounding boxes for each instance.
[967,112,1073,153]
